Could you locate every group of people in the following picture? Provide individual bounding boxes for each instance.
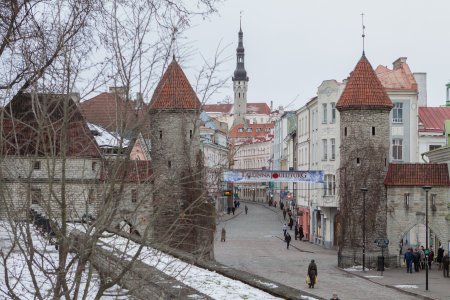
[403,244,450,277]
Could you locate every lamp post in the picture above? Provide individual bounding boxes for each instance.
[422,185,432,291]
[360,187,368,272]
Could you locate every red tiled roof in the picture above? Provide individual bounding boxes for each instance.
[418,107,450,133]
[149,59,201,110]
[336,55,393,111]
[384,163,450,186]
[202,103,271,115]
[375,63,417,92]
[80,92,141,134]
[101,160,152,183]
[228,123,274,139]
[1,93,101,157]
[202,103,232,113]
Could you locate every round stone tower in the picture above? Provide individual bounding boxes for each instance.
[149,57,215,257]
[336,54,393,267]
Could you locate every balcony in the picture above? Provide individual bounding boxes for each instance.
[317,195,338,208]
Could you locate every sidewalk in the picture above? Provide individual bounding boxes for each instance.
[341,262,450,300]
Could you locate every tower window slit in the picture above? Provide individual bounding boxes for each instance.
[159,130,162,139]
[372,127,376,135]
[344,127,347,136]
[168,161,171,168]
[189,130,193,139]
[356,157,360,165]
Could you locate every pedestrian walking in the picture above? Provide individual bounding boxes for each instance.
[413,249,420,272]
[437,244,445,270]
[307,259,318,288]
[403,248,414,273]
[294,225,299,240]
[428,247,434,270]
[443,252,449,277]
[419,246,425,269]
[283,207,287,220]
[285,232,291,249]
[282,223,287,237]
[221,227,226,242]
[231,207,235,215]
[330,292,340,300]
[245,205,248,214]
[299,225,304,241]
[288,217,293,230]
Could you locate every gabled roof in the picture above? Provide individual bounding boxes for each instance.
[149,58,201,110]
[375,58,417,92]
[1,93,100,157]
[384,163,450,186]
[336,55,393,111]
[202,102,271,115]
[418,107,450,133]
[79,91,142,135]
[228,123,274,139]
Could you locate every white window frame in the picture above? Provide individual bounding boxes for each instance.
[324,174,336,196]
[331,138,336,160]
[392,138,403,161]
[331,102,336,123]
[322,103,327,124]
[322,139,327,160]
[392,102,403,123]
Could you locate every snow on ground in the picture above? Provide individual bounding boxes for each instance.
[394,285,418,289]
[343,265,372,272]
[364,275,383,278]
[98,234,284,300]
[0,222,127,299]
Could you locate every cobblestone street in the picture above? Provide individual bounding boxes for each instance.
[214,202,448,300]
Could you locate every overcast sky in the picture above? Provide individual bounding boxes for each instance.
[183,0,450,110]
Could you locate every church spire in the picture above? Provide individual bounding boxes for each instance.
[233,15,248,82]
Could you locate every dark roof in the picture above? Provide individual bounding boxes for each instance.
[149,59,201,110]
[101,160,152,183]
[336,55,393,111]
[418,107,450,133]
[1,93,100,157]
[384,163,450,186]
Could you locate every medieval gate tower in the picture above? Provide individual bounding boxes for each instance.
[149,57,215,258]
[336,54,393,267]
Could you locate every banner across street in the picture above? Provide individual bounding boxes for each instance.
[223,169,324,183]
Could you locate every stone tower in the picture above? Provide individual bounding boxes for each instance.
[336,54,393,267]
[149,57,215,258]
[232,21,249,127]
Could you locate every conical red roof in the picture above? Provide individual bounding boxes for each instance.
[336,55,393,111]
[149,59,201,110]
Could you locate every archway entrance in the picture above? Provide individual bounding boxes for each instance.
[400,224,442,254]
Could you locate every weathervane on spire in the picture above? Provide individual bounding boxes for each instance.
[361,12,366,56]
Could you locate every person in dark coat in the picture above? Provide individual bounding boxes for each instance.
[307,259,318,288]
[413,249,420,272]
[294,225,299,240]
[285,232,291,249]
[443,253,450,277]
[245,205,248,214]
[404,248,414,273]
[299,225,304,241]
[288,217,293,230]
[428,247,434,270]
[220,227,226,242]
[437,245,445,270]
[282,207,287,220]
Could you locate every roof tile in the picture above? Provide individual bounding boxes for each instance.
[337,55,393,110]
[418,107,450,133]
[384,163,450,186]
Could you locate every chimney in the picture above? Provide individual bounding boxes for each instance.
[270,100,273,112]
[278,106,284,114]
[393,57,407,70]
[70,92,80,103]
[109,86,128,99]
[413,73,427,107]
[446,82,450,106]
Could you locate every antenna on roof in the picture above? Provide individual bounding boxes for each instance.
[361,12,366,56]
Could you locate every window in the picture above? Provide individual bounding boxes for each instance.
[159,130,162,139]
[247,128,253,133]
[33,161,41,170]
[331,138,336,160]
[324,174,336,196]
[88,189,95,204]
[431,194,437,211]
[429,145,441,151]
[131,189,138,203]
[331,103,336,123]
[392,139,403,160]
[322,139,327,160]
[256,128,261,132]
[92,162,97,171]
[322,103,327,123]
[344,127,347,137]
[392,102,403,123]
[189,130,193,139]
[168,160,172,168]
[238,128,244,133]
[372,127,376,136]
[31,188,42,204]
[404,193,410,208]
[356,157,360,165]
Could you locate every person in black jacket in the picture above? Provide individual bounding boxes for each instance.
[330,292,340,300]
[285,232,291,249]
[308,259,318,288]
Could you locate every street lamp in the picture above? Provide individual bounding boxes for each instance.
[360,187,368,272]
[422,185,432,291]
